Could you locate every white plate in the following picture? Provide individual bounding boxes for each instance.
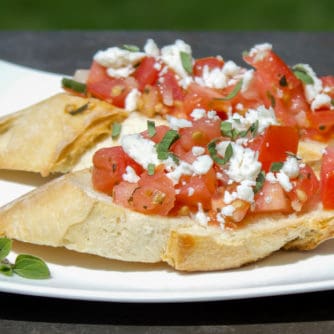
[1,59,334,303]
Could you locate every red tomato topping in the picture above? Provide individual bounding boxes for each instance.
[320,146,334,209]
[255,125,299,172]
[193,57,225,77]
[254,181,291,213]
[87,61,137,108]
[92,147,143,195]
[131,169,176,215]
[133,56,159,91]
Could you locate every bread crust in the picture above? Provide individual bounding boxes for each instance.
[1,169,334,271]
[0,93,127,176]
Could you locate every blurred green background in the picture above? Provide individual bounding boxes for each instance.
[1,0,334,30]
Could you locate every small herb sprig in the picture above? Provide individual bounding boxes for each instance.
[0,237,50,280]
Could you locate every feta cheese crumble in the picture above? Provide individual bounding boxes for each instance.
[125,88,141,112]
[122,166,140,183]
[248,43,272,62]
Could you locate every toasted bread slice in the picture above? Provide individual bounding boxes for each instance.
[1,169,334,271]
[0,93,127,176]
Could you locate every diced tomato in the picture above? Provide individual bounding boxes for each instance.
[182,83,229,117]
[244,49,311,127]
[320,146,334,209]
[287,165,319,211]
[87,61,137,108]
[141,125,170,143]
[177,116,221,151]
[193,57,225,77]
[131,169,176,215]
[158,68,184,106]
[92,146,143,195]
[175,168,217,210]
[137,85,166,117]
[256,125,299,172]
[133,56,159,91]
[254,181,291,213]
[321,76,334,98]
[113,181,139,209]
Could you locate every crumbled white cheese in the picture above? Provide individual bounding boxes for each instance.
[192,146,206,156]
[122,166,140,183]
[196,65,227,89]
[224,190,238,204]
[276,171,293,192]
[248,43,272,62]
[207,110,220,120]
[166,161,193,185]
[216,142,262,183]
[161,39,193,80]
[125,88,141,112]
[144,39,160,57]
[121,134,159,169]
[266,172,277,183]
[216,212,225,228]
[311,93,332,111]
[94,47,145,78]
[221,205,235,217]
[282,156,300,178]
[241,69,254,93]
[195,60,243,90]
[187,187,195,196]
[229,105,277,134]
[297,64,323,103]
[192,155,213,175]
[190,108,206,120]
[167,116,192,130]
[236,180,255,203]
[192,203,208,226]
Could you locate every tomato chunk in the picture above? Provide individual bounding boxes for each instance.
[87,61,137,107]
[131,169,176,215]
[254,181,291,213]
[320,146,334,209]
[133,56,159,91]
[193,57,225,77]
[92,147,143,195]
[256,125,299,172]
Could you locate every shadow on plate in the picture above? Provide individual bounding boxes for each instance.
[12,241,171,273]
[12,237,334,275]
[0,169,58,187]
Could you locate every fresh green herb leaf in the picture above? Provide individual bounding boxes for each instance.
[224,143,233,163]
[111,122,122,139]
[208,141,233,165]
[156,130,180,160]
[250,120,259,137]
[68,102,90,115]
[62,78,87,94]
[220,121,233,136]
[122,44,140,52]
[220,121,239,140]
[266,91,276,108]
[293,65,314,85]
[13,254,51,280]
[216,80,243,101]
[0,262,13,276]
[279,75,288,87]
[208,140,225,165]
[147,163,155,175]
[168,152,180,165]
[270,161,284,172]
[0,238,11,261]
[180,51,193,74]
[147,120,156,137]
[331,99,334,106]
[254,171,266,194]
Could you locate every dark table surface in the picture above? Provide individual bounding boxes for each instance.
[1,31,334,334]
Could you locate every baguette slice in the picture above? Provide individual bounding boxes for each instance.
[0,93,127,176]
[1,169,334,271]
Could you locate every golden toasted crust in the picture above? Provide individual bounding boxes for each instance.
[0,93,127,176]
[1,169,334,271]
